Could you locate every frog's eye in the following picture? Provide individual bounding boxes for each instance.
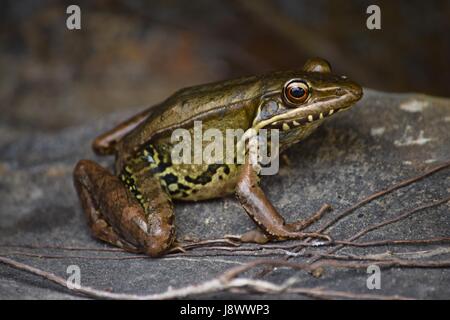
[283,80,309,105]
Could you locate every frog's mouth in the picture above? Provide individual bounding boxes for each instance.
[267,106,339,131]
[260,83,362,131]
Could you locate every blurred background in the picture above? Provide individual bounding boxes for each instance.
[0,0,449,136]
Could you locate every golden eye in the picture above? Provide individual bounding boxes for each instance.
[283,80,309,105]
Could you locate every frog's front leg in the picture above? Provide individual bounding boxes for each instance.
[73,160,175,257]
[235,160,332,244]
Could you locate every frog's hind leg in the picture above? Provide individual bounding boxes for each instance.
[73,160,175,257]
[92,107,154,155]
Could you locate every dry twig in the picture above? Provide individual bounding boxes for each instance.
[0,256,415,300]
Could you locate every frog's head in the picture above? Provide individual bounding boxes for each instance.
[253,58,363,149]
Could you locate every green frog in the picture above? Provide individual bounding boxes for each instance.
[73,58,363,256]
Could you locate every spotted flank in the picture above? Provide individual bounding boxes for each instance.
[121,142,237,202]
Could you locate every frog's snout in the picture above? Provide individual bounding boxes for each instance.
[344,80,363,102]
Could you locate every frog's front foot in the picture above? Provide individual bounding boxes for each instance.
[228,221,333,245]
[73,160,175,257]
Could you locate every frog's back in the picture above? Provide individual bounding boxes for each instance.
[117,75,266,163]
[159,70,303,127]
[147,74,264,132]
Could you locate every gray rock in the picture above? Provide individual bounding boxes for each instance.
[0,89,449,299]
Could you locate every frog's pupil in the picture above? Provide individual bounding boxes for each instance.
[290,86,304,98]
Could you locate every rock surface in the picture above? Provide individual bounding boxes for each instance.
[0,89,449,299]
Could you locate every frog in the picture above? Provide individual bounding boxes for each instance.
[73,58,363,257]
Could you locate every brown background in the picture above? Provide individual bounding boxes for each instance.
[1,0,449,133]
